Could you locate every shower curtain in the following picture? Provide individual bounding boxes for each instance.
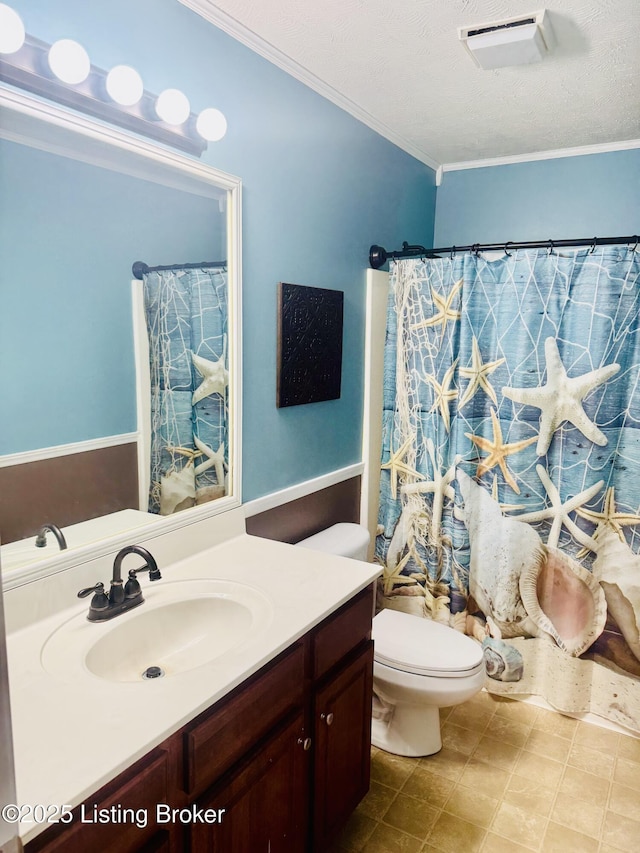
[143,267,228,515]
[376,246,640,732]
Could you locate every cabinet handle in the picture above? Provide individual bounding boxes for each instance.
[321,712,334,727]
[297,736,312,751]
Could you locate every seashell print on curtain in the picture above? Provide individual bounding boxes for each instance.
[376,246,640,732]
[143,268,228,515]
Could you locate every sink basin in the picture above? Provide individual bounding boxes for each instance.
[41,579,273,683]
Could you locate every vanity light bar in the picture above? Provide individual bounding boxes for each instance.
[0,13,226,156]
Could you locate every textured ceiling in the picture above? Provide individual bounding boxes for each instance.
[182,0,640,169]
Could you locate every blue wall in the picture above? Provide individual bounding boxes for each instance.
[434,148,640,246]
[2,0,436,501]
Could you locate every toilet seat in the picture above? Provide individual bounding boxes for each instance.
[373,609,484,678]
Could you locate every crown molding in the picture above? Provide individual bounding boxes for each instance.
[442,137,640,174]
[179,3,640,179]
[178,0,439,172]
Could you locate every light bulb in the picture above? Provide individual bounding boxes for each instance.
[48,39,91,84]
[196,108,227,142]
[106,65,144,106]
[155,88,190,125]
[0,4,25,54]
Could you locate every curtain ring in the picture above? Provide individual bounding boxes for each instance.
[632,236,639,252]
[450,246,456,260]
[504,242,513,257]
[472,243,480,257]
[547,240,554,255]
[589,238,597,253]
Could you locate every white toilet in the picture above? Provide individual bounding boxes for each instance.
[298,523,485,757]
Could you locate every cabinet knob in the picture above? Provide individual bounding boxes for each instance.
[321,712,334,727]
[297,736,312,751]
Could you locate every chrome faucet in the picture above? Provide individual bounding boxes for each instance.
[35,523,68,551]
[78,545,161,622]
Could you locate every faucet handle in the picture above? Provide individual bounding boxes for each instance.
[78,582,105,598]
[128,562,162,582]
[78,582,109,611]
[78,582,109,619]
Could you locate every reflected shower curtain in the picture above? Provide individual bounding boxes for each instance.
[143,267,228,515]
[376,247,640,732]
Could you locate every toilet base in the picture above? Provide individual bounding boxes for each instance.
[371,703,441,757]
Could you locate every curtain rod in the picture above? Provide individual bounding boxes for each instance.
[369,236,639,269]
[132,260,227,280]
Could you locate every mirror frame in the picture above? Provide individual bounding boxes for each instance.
[0,85,242,589]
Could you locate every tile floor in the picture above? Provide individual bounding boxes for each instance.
[331,691,640,852]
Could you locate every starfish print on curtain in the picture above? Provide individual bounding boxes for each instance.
[380,435,423,500]
[401,438,459,547]
[513,464,603,551]
[191,350,228,405]
[576,486,640,541]
[411,277,462,337]
[502,336,620,456]
[466,408,537,494]
[459,336,505,409]
[425,361,458,433]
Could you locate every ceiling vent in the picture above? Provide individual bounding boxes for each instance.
[459,9,555,70]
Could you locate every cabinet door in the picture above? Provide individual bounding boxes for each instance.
[191,712,309,853]
[24,748,182,853]
[313,642,374,851]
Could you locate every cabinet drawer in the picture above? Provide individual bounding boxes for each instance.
[313,585,374,680]
[25,749,173,853]
[185,641,305,797]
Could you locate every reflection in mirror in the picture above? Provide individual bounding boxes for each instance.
[0,88,241,585]
[140,263,229,515]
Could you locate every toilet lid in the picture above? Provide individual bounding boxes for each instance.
[372,609,484,677]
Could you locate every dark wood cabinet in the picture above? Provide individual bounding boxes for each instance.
[192,712,308,853]
[24,745,184,853]
[313,643,374,851]
[25,584,374,853]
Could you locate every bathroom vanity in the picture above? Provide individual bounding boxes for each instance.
[25,587,373,853]
[4,515,380,853]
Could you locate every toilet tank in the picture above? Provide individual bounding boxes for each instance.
[297,523,370,561]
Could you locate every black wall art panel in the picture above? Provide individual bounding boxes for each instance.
[277,282,344,408]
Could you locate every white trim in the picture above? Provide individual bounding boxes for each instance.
[0,85,236,198]
[177,0,439,172]
[360,270,389,560]
[442,137,640,174]
[0,433,139,469]
[131,280,151,511]
[227,173,243,507]
[243,463,364,518]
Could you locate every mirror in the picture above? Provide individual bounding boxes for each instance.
[0,87,242,587]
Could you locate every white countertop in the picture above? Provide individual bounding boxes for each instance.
[5,531,380,843]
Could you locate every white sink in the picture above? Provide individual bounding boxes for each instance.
[41,579,273,683]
